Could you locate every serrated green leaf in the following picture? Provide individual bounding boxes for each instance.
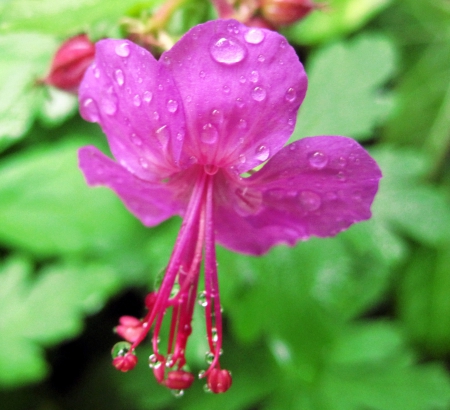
[0,33,57,150]
[0,137,143,256]
[291,34,397,142]
[284,0,392,45]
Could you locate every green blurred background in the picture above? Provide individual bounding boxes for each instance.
[1,0,450,409]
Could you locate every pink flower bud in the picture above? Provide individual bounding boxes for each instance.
[112,353,138,372]
[115,315,144,343]
[44,34,95,93]
[207,368,232,393]
[261,0,316,26]
[165,370,195,390]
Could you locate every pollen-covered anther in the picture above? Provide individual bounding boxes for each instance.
[207,368,232,394]
[112,352,138,372]
[164,370,195,390]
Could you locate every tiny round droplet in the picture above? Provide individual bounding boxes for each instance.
[139,157,149,169]
[238,118,247,129]
[257,54,265,63]
[252,86,266,102]
[162,55,171,65]
[115,42,130,57]
[111,341,132,359]
[82,98,99,122]
[236,98,245,108]
[285,87,296,102]
[239,75,246,84]
[167,99,178,113]
[244,28,265,44]
[308,151,328,169]
[299,191,322,212]
[249,70,259,83]
[93,67,100,78]
[115,69,124,86]
[153,111,159,120]
[131,133,142,146]
[210,36,246,65]
[143,91,152,103]
[133,94,141,107]
[211,109,223,124]
[201,123,218,144]
[199,70,206,78]
[256,145,270,161]
[223,85,230,94]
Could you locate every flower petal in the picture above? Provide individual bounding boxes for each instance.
[79,39,187,181]
[79,146,182,226]
[163,19,307,171]
[214,136,382,255]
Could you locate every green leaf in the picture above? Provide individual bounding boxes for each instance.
[291,34,397,142]
[284,0,392,45]
[0,136,144,256]
[0,0,142,35]
[0,256,120,386]
[0,33,57,150]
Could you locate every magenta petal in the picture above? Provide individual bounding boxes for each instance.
[79,39,187,181]
[215,136,382,255]
[163,20,307,171]
[79,146,182,226]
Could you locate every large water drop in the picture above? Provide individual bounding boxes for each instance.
[308,151,328,169]
[252,86,266,102]
[115,42,130,57]
[210,36,246,65]
[299,191,322,212]
[244,28,265,44]
[201,123,218,144]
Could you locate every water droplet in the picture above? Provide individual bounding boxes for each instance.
[156,125,169,146]
[186,95,192,103]
[153,111,160,120]
[299,191,322,212]
[176,130,185,141]
[288,118,295,126]
[131,133,142,146]
[203,384,212,393]
[133,94,141,106]
[211,109,223,124]
[257,54,265,63]
[167,99,178,113]
[101,96,117,115]
[139,157,149,169]
[115,42,130,57]
[239,137,244,144]
[289,144,296,151]
[82,98,99,122]
[171,389,184,398]
[143,91,152,103]
[285,87,296,102]
[114,69,124,86]
[223,85,230,94]
[256,145,270,161]
[336,171,346,182]
[198,291,208,307]
[352,191,362,202]
[211,327,219,343]
[238,118,247,129]
[239,154,246,163]
[162,55,171,65]
[111,341,132,358]
[158,84,163,91]
[337,156,347,168]
[308,151,328,169]
[252,86,266,102]
[227,22,239,34]
[204,164,219,175]
[93,67,100,78]
[235,98,245,108]
[244,28,265,44]
[201,123,218,144]
[249,70,259,83]
[205,352,215,364]
[199,70,206,78]
[210,36,246,65]
[280,39,287,48]
[137,77,143,83]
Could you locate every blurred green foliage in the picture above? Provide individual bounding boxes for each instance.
[1,0,450,409]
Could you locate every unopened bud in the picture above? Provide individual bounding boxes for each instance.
[207,368,232,394]
[44,34,95,93]
[261,0,316,26]
[165,370,195,390]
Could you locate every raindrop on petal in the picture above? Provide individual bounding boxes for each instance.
[82,98,99,122]
[133,94,141,107]
[210,36,246,65]
[204,164,219,175]
[238,118,247,129]
[252,86,266,102]
[257,54,265,63]
[101,96,117,115]
[285,87,296,102]
[167,99,178,113]
[114,69,124,86]
[156,125,170,146]
[239,154,246,163]
[139,157,149,169]
[199,70,206,78]
[93,67,100,78]
[211,109,223,124]
[223,85,230,94]
[256,145,270,161]
[131,133,142,146]
[236,98,245,108]
[249,70,259,83]
[143,91,152,103]
[201,123,218,144]
[244,28,265,44]
[239,75,246,84]
[115,42,130,57]
[153,111,160,120]
[299,191,322,212]
[308,151,328,169]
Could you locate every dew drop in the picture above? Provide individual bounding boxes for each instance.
[137,77,143,83]
[156,125,170,146]
[162,55,171,65]
[153,111,160,120]
[114,69,124,86]
[252,86,266,102]
[285,87,296,102]
[189,156,198,164]
[211,327,219,343]
[239,75,246,84]
[337,156,347,168]
[336,171,346,182]
[131,133,142,146]
[111,341,132,358]
[204,164,219,175]
[288,118,295,126]
[249,70,259,83]
[176,130,185,141]
[299,191,322,212]
[93,67,100,78]
[256,145,270,161]
[198,291,208,307]
[205,352,215,365]
[223,85,230,94]
[257,54,265,63]
[82,98,99,122]
[308,151,328,169]
[199,70,206,78]
[201,123,218,144]
[211,109,223,124]
[158,84,163,91]
[133,94,141,107]
[115,42,130,57]
[236,97,245,108]
[239,154,246,163]
[101,96,117,115]
[210,36,246,65]
[244,28,265,44]
[186,95,192,103]
[171,390,184,398]
[280,39,287,48]
[238,118,247,129]
[167,99,178,113]
[143,90,152,103]
[139,157,149,169]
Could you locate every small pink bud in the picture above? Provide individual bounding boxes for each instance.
[145,292,157,310]
[261,0,316,26]
[112,353,138,372]
[44,34,95,93]
[164,370,195,390]
[207,368,232,394]
[115,316,143,343]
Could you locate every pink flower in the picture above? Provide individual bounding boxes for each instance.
[78,19,381,393]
